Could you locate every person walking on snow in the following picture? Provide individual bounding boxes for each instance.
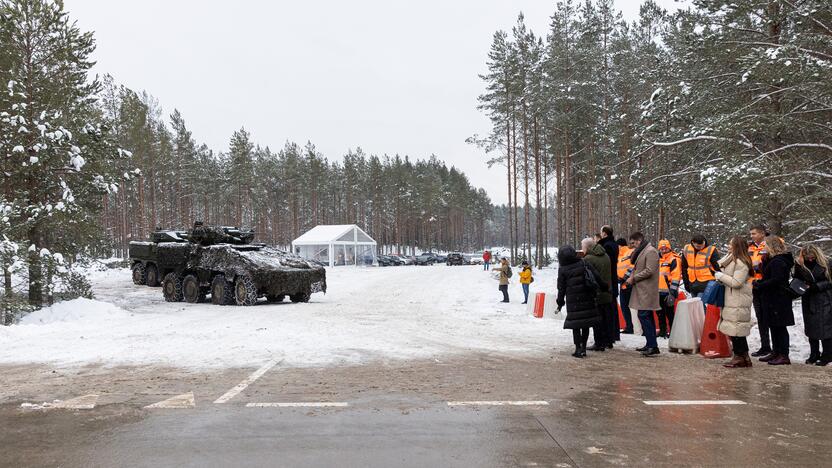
[556,246,605,358]
[498,258,510,303]
[483,250,492,271]
[582,237,612,351]
[519,261,533,304]
[599,226,621,345]
[626,232,661,357]
[753,236,794,366]
[794,245,832,366]
[715,235,755,368]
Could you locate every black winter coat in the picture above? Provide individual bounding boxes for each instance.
[754,253,795,327]
[600,237,619,297]
[556,246,605,330]
[794,261,832,340]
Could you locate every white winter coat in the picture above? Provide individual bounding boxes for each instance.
[714,255,754,337]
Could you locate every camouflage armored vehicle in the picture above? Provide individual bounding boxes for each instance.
[129,222,326,305]
[129,229,189,287]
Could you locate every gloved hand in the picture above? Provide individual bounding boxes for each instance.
[665,294,676,307]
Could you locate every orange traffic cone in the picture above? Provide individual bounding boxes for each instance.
[699,304,731,358]
[675,290,687,307]
[618,303,627,329]
[533,292,545,318]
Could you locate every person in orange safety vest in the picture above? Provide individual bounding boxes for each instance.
[616,238,635,334]
[748,225,772,357]
[657,239,682,338]
[681,234,721,298]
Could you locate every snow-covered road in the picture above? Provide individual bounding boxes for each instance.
[0,265,573,369]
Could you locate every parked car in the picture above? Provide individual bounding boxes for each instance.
[415,253,436,265]
[392,254,414,265]
[447,252,466,266]
[468,253,484,265]
[376,255,395,267]
[388,255,405,266]
[434,254,448,263]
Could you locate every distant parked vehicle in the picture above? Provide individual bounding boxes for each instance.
[376,255,395,267]
[447,252,465,266]
[388,255,405,266]
[392,254,414,265]
[434,254,448,263]
[467,254,484,265]
[415,253,436,265]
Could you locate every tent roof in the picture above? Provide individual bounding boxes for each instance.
[292,224,376,244]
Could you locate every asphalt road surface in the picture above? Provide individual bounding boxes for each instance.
[3,350,831,467]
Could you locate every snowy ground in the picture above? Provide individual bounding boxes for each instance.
[0,264,811,369]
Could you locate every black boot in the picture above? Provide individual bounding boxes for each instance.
[572,345,582,358]
[588,343,606,352]
[806,353,820,365]
[751,347,772,357]
[641,347,661,357]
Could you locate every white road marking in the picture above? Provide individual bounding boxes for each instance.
[21,394,100,410]
[145,392,195,409]
[214,358,281,404]
[447,400,550,406]
[643,400,746,406]
[246,402,349,408]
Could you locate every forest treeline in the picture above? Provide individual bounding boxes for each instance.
[99,79,493,257]
[477,0,832,265]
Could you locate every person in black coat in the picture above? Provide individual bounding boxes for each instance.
[556,245,606,358]
[794,245,832,366]
[599,225,621,345]
[752,236,795,366]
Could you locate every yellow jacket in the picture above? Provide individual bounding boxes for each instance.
[519,267,533,284]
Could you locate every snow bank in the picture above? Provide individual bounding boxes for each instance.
[19,298,128,325]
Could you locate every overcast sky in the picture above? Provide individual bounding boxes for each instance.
[65,0,684,205]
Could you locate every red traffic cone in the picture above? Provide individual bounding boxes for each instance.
[700,304,731,358]
[533,292,545,318]
[618,303,627,329]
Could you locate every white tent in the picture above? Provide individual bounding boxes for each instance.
[292,225,377,267]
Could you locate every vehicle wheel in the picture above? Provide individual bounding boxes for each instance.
[211,274,234,305]
[131,263,146,285]
[266,294,285,303]
[162,272,184,302]
[235,275,258,306]
[146,263,161,287]
[182,274,205,303]
[290,292,311,303]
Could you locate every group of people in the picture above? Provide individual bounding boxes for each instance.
[547,224,832,366]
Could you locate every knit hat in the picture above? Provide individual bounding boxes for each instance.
[658,239,672,250]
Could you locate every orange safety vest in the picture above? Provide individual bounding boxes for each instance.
[617,246,633,290]
[684,244,716,283]
[747,240,767,281]
[659,252,682,293]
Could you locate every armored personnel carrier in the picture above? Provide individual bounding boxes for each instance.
[129,222,326,305]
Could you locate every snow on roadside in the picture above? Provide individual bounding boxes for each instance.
[0,264,814,369]
[0,265,571,369]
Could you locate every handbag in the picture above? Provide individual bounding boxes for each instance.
[788,278,808,297]
[788,265,814,298]
[701,280,725,308]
